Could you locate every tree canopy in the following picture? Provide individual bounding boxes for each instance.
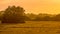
[2,6,25,23]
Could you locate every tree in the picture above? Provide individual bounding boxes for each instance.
[43,16,50,21]
[2,6,25,23]
[54,14,60,21]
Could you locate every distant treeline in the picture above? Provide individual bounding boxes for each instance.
[0,11,60,21]
[24,13,60,21]
[0,6,60,22]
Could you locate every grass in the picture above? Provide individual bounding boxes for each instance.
[0,21,60,34]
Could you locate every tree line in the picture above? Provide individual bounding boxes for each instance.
[0,5,60,24]
[25,13,60,21]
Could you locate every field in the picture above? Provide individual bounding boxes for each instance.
[0,21,60,34]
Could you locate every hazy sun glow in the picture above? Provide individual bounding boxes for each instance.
[0,0,60,14]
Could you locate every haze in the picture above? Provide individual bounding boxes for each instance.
[0,0,60,14]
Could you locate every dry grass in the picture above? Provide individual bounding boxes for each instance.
[0,21,60,34]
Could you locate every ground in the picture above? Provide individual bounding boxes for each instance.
[0,21,60,34]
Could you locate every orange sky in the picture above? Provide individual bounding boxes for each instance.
[0,0,60,14]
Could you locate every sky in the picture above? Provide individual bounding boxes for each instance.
[0,0,60,14]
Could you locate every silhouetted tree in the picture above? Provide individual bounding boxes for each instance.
[2,6,25,23]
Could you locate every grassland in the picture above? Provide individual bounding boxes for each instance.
[0,21,60,34]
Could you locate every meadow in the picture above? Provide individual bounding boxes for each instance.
[0,21,60,34]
